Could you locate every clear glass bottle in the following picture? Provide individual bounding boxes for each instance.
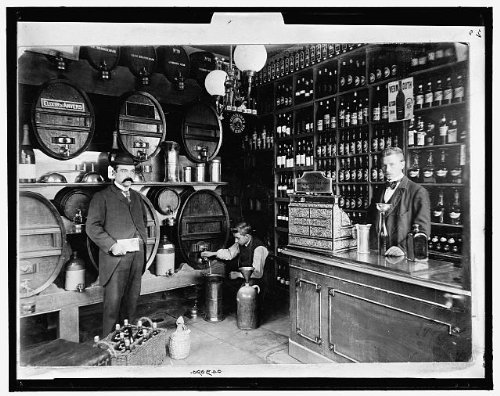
[422,150,436,182]
[408,152,421,182]
[406,224,429,261]
[449,189,462,225]
[19,124,36,183]
[432,189,445,223]
[435,149,449,183]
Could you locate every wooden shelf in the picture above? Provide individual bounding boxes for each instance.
[18,181,228,189]
[292,101,315,110]
[275,226,289,233]
[337,153,369,158]
[431,222,463,228]
[338,84,368,96]
[413,101,466,114]
[368,76,400,88]
[429,251,462,261]
[408,143,463,151]
[275,197,291,202]
[408,60,468,77]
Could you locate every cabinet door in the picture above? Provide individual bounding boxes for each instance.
[295,277,323,346]
[327,279,468,362]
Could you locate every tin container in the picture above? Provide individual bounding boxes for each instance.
[209,159,221,182]
[196,163,205,182]
[184,166,192,182]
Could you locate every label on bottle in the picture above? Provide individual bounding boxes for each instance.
[379,138,385,151]
[450,169,462,177]
[449,212,461,220]
[19,164,36,181]
[416,132,426,146]
[381,106,389,119]
[347,75,353,85]
[447,127,457,143]
[439,125,448,137]
[340,76,345,87]
[425,92,433,105]
[423,170,434,178]
[384,66,391,79]
[415,94,424,107]
[454,86,464,100]
[369,72,376,84]
[411,57,419,68]
[357,169,363,181]
[351,113,358,125]
[371,168,378,181]
[436,169,448,177]
[356,140,362,153]
[434,90,443,103]
[373,107,380,121]
[409,170,420,178]
[345,170,350,181]
[408,130,415,146]
[378,168,385,181]
[376,68,382,80]
[391,64,397,77]
[444,89,453,101]
[317,120,323,132]
[354,75,360,86]
[339,170,344,182]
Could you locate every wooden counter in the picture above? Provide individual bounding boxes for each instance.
[281,247,472,364]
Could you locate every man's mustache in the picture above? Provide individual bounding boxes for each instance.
[123,178,134,183]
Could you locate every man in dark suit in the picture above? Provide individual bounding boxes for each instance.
[86,152,148,335]
[368,147,431,256]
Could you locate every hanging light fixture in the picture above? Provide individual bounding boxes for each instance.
[204,44,267,119]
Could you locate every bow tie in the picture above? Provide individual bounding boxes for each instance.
[385,181,399,190]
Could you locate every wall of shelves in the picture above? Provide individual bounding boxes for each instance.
[252,42,469,290]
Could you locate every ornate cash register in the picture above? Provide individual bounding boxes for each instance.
[287,171,357,253]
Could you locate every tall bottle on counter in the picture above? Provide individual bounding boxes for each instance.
[19,124,36,183]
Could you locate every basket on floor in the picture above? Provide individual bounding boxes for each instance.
[97,316,167,366]
[168,316,191,360]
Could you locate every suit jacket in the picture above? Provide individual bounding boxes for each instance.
[367,176,431,252]
[86,184,148,286]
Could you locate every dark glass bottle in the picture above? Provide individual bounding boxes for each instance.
[422,150,436,183]
[432,189,445,223]
[406,224,428,261]
[450,151,463,184]
[435,149,449,183]
[408,152,421,182]
[438,114,449,145]
[395,80,406,120]
[19,124,36,183]
[449,189,462,225]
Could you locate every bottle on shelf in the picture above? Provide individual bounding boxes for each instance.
[438,113,449,145]
[424,81,433,108]
[111,323,122,342]
[433,79,443,107]
[450,151,463,184]
[435,149,449,183]
[381,83,389,120]
[449,189,462,225]
[408,116,416,147]
[415,116,426,147]
[395,80,406,120]
[425,121,435,146]
[19,124,36,183]
[432,189,445,223]
[453,73,465,103]
[114,332,127,351]
[422,150,436,183]
[108,130,120,180]
[372,86,381,122]
[415,84,424,110]
[443,76,453,105]
[371,155,379,182]
[408,152,421,182]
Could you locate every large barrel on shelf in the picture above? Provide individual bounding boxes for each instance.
[121,46,157,85]
[146,186,187,216]
[19,191,72,298]
[175,189,230,269]
[53,187,94,221]
[157,46,190,87]
[182,102,223,162]
[31,79,95,160]
[189,51,216,87]
[86,192,160,271]
[116,91,166,163]
[80,46,121,79]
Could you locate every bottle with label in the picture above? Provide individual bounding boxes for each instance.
[443,76,453,105]
[371,155,379,182]
[381,84,389,120]
[19,124,36,183]
[449,189,462,225]
[406,224,428,261]
[447,118,458,143]
[111,324,122,342]
[122,319,132,339]
[438,114,449,145]
[408,152,421,182]
[73,209,84,233]
[422,150,436,183]
[423,81,433,108]
[435,149,449,183]
[425,122,435,146]
[408,117,415,147]
[432,189,445,223]
[108,130,120,180]
[450,151,463,184]
[396,80,406,120]
[415,84,424,109]
[453,74,465,103]
[416,117,426,147]
[433,79,443,107]
[373,86,381,122]
[114,332,126,351]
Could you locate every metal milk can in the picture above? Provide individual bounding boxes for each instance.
[236,266,260,330]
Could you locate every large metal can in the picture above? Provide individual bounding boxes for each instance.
[204,274,225,322]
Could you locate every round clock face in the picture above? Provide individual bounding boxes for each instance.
[229,113,246,134]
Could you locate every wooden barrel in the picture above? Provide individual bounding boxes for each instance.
[80,46,121,79]
[157,46,190,86]
[175,189,230,269]
[19,191,72,298]
[146,187,182,215]
[182,102,223,162]
[86,193,160,271]
[116,91,166,163]
[189,51,216,87]
[32,79,95,160]
[53,187,94,221]
[121,46,157,85]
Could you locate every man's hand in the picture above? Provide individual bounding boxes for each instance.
[109,242,127,256]
[385,246,405,257]
[230,271,242,280]
[201,251,215,258]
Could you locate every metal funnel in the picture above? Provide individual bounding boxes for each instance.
[239,267,254,284]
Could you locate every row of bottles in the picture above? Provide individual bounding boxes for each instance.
[408,114,466,147]
[242,126,273,151]
[337,185,370,210]
[277,173,294,198]
[276,113,293,138]
[108,319,161,352]
[295,75,315,104]
[317,158,336,180]
[339,128,368,155]
[371,83,389,122]
[276,261,290,286]
[368,49,400,84]
[431,188,463,225]
[316,99,337,132]
[409,43,458,72]
[316,134,337,158]
[338,91,370,128]
[255,43,364,86]
[408,149,464,184]
[338,157,370,183]
[316,63,338,97]
[276,141,314,169]
[346,211,367,224]
[294,111,315,135]
[276,81,293,109]
[428,233,463,255]
[371,126,401,152]
[276,203,289,227]
[414,72,465,109]
[339,55,366,91]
